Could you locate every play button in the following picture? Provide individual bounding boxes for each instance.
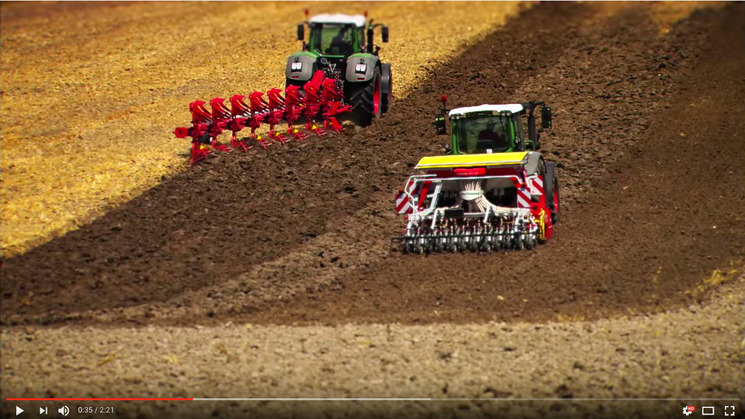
[15,406,23,416]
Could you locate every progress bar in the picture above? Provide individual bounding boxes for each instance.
[7,398,192,401]
[7,398,741,401]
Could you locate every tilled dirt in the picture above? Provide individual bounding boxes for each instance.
[2,279,743,419]
[1,2,743,327]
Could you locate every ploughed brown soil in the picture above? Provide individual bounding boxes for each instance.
[2,2,743,328]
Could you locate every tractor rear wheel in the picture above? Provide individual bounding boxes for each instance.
[347,66,381,126]
[545,162,560,224]
[380,63,392,114]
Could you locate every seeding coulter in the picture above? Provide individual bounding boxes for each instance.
[393,99,560,253]
[174,12,391,165]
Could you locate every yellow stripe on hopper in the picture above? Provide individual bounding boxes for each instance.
[415,151,529,169]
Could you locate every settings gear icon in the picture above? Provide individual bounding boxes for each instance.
[683,406,694,416]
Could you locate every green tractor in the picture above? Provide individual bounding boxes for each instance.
[390,99,559,254]
[287,12,392,126]
[431,97,560,225]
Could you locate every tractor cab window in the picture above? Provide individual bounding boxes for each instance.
[454,115,513,154]
[311,24,355,56]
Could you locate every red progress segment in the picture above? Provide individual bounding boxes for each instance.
[7,398,193,401]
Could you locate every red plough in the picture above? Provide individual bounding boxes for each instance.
[174,70,352,164]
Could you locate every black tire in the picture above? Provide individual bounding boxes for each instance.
[347,66,381,126]
[533,159,547,202]
[545,161,560,224]
[380,63,392,114]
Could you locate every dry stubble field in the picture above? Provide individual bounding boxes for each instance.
[1,2,744,419]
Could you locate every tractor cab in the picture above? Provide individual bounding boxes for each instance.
[435,100,552,155]
[306,14,367,57]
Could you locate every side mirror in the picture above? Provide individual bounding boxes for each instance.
[297,24,304,41]
[528,115,537,147]
[541,106,552,129]
[435,113,447,135]
[382,26,389,43]
[366,28,374,53]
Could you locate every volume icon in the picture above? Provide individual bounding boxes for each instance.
[58,406,69,416]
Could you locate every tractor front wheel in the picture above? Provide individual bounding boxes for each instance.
[347,66,382,126]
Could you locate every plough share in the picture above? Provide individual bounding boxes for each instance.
[174,71,351,164]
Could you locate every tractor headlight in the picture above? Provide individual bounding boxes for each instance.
[291,62,303,72]
[355,63,367,74]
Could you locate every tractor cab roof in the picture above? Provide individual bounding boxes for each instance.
[309,14,367,28]
[448,104,525,118]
